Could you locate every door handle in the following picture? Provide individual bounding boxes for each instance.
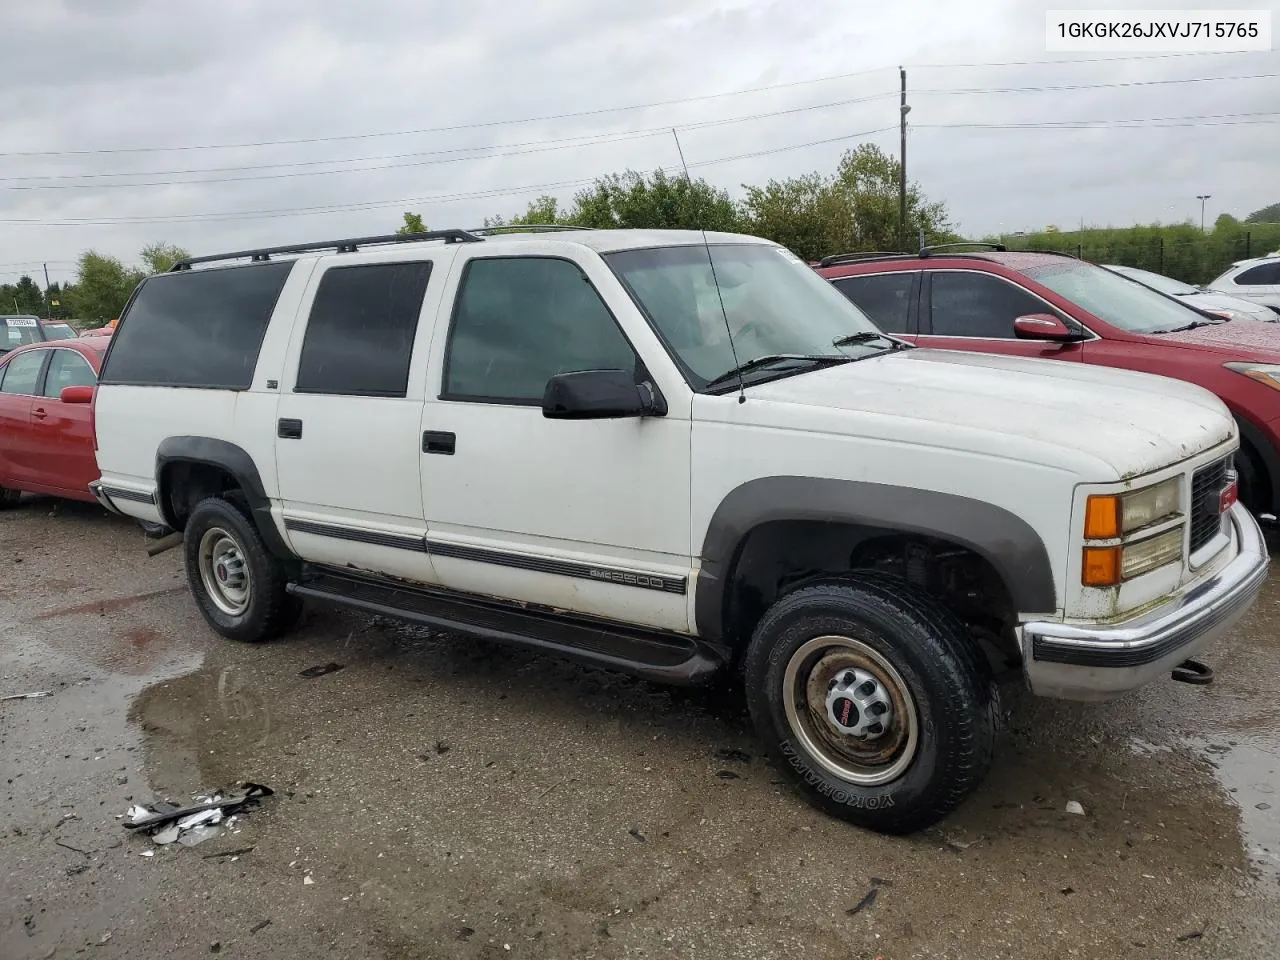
[278,418,303,439]
[32,407,48,420]
[422,430,455,455]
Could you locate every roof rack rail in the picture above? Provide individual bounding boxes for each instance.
[468,224,591,235]
[817,251,913,267]
[169,229,484,271]
[919,241,1007,257]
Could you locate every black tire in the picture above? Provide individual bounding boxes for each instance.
[1237,442,1272,517]
[183,496,302,643]
[0,486,20,509]
[743,571,998,834]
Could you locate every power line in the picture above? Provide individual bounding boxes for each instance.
[0,125,899,226]
[916,110,1280,130]
[0,50,1262,159]
[915,71,1277,96]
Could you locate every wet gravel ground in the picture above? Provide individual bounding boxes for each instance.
[2,498,1279,960]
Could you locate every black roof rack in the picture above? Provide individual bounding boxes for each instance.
[817,251,913,268]
[469,224,591,235]
[919,241,1007,256]
[169,229,484,271]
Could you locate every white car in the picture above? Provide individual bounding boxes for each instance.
[1104,263,1277,323]
[1206,252,1280,315]
[90,227,1268,833]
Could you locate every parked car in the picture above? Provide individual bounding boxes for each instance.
[0,337,108,507]
[81,318,117,338]
[2,315,47,354]
[41,320,80,340]
[92,228,1265,833]
[1206,251,1280,315]
[818,246,1280,518]
[1103,264,1276,323]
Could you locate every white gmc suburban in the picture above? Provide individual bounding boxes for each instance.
[90,227,1268,832]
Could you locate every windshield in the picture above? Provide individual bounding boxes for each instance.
[1023,261,1214,334]
[3,318,42,351]
[1108,265,1198,297]
[605,243,882,387]
[42,323,77,340]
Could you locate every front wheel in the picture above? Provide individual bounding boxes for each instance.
[183,496,301,643]
[0,486,21,509]
[743,573,998,833]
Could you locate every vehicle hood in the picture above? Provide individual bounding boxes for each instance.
[1183,292,1277,321]
[743,348,1233,478]
[1153,319,1280,358]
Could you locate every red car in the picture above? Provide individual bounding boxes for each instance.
[817,246,1280,517]
[0,337,108,507]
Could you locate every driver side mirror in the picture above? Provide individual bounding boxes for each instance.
[59,385,94,404]
[1013,313,1083,342]
[542,369,666,420]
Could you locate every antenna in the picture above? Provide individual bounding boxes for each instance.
[672,128,746,405]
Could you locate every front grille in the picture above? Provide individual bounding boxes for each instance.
[1189,456,1231,554]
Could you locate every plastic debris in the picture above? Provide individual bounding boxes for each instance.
[1,691,52,701]
[124,783,272,850]
[303,875,315,885]
[299,662,343,678]
[139,850,154,858]
[846,888,879,915]
[1065,800,1086,815]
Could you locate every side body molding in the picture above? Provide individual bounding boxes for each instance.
[694,477,1058,642]
[155,436,295,560]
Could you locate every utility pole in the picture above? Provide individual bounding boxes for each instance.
[1196,194,1211,232]
[42,263,51,317]
[898,67,910,252]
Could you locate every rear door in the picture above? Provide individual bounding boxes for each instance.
[273,252,453,584]
[915,269,1086,360]
[0,349,50,487]
[29,348,99,496]
[829,271,920,341]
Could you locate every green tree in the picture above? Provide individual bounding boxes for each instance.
[139,241,190,274]
[572,169,740,231]
[11,275,44,314]
[396,211,427,235]
[44,281,71,320]
[1245,202,1280,224]
[67,252,143,322]
[484,195,573,228]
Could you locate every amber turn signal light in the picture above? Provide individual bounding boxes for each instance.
[1082,546,1121,587]
[1084,494,1120,540]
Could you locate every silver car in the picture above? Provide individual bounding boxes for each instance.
[1104,264,1277,323]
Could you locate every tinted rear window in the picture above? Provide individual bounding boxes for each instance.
[101,261,292,388]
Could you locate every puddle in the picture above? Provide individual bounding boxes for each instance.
[1186,734,1280,885]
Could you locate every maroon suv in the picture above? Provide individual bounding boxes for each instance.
[817,246,1280,517]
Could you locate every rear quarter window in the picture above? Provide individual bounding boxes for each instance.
[100,261,293,388]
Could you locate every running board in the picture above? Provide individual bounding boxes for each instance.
[287,566,725,686]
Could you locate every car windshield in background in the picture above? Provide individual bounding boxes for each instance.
[3,318,42,351]
[41,323,77,340]
[605,243,883,387]
[1108,265,1199,297]
[1022,261,1213,335]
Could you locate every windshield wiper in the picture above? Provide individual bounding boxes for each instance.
[1150,320,1220,334]
[833,331,911,350]
[702,354,853,391]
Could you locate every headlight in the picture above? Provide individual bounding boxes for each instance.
[1225,362,1280,392]
[1084,476,1182,538]
[1120,528,1184,579]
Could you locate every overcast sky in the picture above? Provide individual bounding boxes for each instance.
[0,0,1276,286]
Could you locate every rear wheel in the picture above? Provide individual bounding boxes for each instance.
[743,572,998,833]
[0,486,20,509]
[184,496,301,642]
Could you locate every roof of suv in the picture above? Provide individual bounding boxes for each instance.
[818,249,1080,277]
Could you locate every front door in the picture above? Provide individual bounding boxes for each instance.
[30,348,99,496]
[274,254,450,583]
[420,252,692,633]
[915,269,1086,361]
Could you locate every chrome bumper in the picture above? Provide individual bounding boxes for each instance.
[1022,503,1269,701]
[88,480,124,515]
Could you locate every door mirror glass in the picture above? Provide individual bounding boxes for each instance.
[59,385,94,404]
[1013,313,1078,342]
[542,369,664,420]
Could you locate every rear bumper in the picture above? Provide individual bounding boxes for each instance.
[1021,503,1268,701]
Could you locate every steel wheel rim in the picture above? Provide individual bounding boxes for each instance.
[782,634,919,786]
[198,526,251,617]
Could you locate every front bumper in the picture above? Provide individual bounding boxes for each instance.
[1021,503,1269,701]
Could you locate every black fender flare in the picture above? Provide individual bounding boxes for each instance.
[694,477,1058,642]
[154,436,295,560]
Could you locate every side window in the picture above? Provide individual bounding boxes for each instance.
[443,257,635,403]
[295,261,433,398]
[0,351,46,396]
[43,350,97,398]
[832,274,916,333]
[1233,263,1280,286]
[929,272,1053,338]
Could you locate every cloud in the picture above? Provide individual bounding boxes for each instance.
[0,0,1275,285]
